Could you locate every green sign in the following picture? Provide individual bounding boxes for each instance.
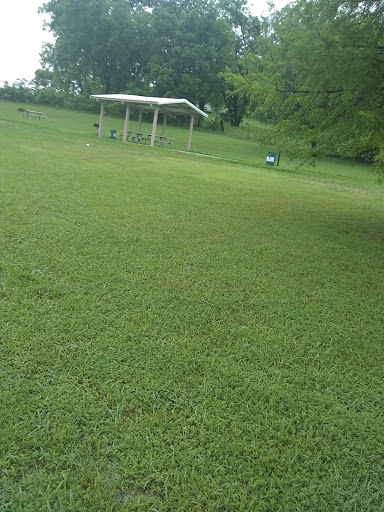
[266,152,277,166]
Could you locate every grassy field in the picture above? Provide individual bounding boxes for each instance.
[1,100,384,511]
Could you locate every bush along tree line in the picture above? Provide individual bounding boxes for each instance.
[1,0,383,171]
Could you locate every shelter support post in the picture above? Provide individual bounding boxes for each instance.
[162,114,167,138]
[123,104,130,142]
[98,101,105,137]
[137,110,143,133]
[187,115,195,151]
[150,105,159,146]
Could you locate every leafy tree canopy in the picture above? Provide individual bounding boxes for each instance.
[39,0,154,94]
[225,0,384,165]
[148,0,236,109]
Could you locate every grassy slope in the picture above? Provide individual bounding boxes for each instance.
[4,100,376,183]
[0,101,384,511]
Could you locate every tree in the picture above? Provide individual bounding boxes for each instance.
[147,0,236,111]
[219,0,260,126]
[39,0,154,94]
[230,0,384,165]
[30,69,58,90]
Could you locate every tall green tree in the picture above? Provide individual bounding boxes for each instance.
[219,1,259,126]
[39,0,153,94]
[148,0,236,110]
[229,0,384,164]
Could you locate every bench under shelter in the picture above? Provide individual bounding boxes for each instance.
[90,94,208,150]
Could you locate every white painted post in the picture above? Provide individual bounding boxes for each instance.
[187,115,195,150]
[150,105,159,146]
[98,101,105,137]
[123,103,130,142]
[162,113,167,138]
[137,110,143,133]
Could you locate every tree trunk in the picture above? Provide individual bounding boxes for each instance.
[105,56,111,94]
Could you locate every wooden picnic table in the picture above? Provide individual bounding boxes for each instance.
[135,133,174,146]
[19,108,47,119]
[127,133,156,145]
[119,131,175,146]
[157,135,175,146]
[119,130,138,142]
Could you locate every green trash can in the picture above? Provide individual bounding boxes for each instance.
[266,152,277,166]
[109,129,117,139]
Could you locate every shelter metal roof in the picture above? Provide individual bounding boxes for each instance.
[90,94,208,118]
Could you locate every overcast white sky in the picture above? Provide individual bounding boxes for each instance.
[0,0,289,85]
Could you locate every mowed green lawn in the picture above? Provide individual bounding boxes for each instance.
[1,101,384,511]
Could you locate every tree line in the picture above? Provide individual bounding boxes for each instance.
[1,0,383,169]
[36,0,257,127]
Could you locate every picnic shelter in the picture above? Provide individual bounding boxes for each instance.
[90,94,208,150]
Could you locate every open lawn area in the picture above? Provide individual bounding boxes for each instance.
[1,101,384,511]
